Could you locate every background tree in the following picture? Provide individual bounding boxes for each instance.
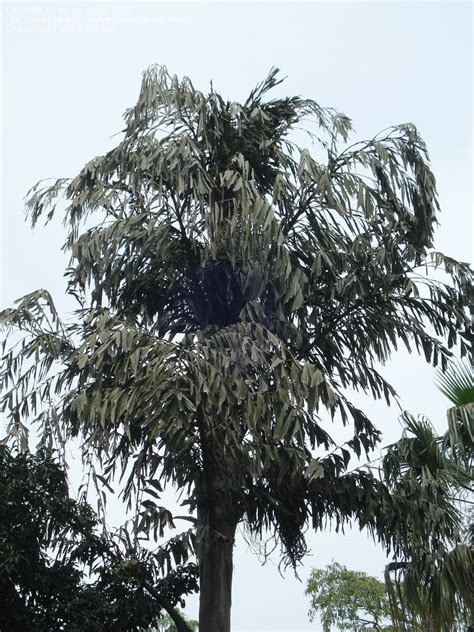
[1,66,471,631]
[152,612,198,632]
[0,444,198,632]
[306,561,394,631]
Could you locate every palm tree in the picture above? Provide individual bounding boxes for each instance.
[385,360,474,631]
[438,359,474,464]
[1,66,471,631]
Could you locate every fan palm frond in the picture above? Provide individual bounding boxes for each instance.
[436,359,474,407]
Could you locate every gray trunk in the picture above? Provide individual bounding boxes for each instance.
[195,410,240,632]
[198,515,236,632]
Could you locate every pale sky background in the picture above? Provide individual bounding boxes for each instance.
[1,1,472,630]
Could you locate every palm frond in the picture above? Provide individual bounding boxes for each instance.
[435,359,474,407]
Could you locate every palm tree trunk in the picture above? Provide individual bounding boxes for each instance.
[196,407,239,631]
[195,459,238,632]
[198,514,236,632]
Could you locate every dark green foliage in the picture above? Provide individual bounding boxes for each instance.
[0,446,198,632]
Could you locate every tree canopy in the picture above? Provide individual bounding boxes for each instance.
[306,561,394,631]
[1,65,472,630]
[0,445,198,631]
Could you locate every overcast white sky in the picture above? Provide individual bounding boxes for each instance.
[1,1,472,630]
